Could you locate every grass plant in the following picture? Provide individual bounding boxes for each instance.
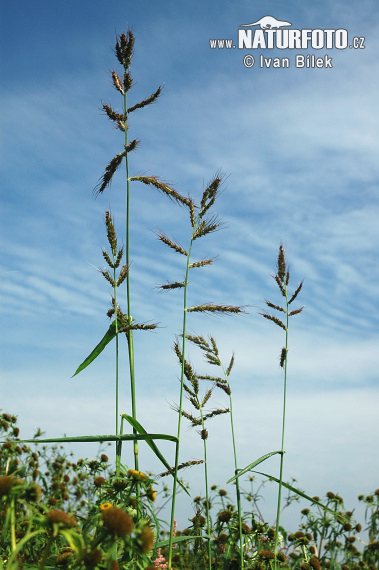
[1,29,378,570]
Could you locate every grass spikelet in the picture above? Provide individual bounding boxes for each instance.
[289,307,304,317]
[125,140,139,153]
[94,151,127,195]
[183,383,196,398]
[130,175,191,207]
[259,313,287,331]
[102,250,113,268]
[189,257,215,269]
[159,281,185,290]
[99,269,115,287]
[277,244,286,282]
[115,30,134,69]
[274,274,286,297]
[201,388,213,408]
[216,381,231,395]
[192,216,221,240]
[200,176,222,217]
[158,459,204,478]
[189,199,196,227]
[116,265,129,287]
[156,231,188,255]
[280,347,287,368]
[128,86,163,112]
[102,103,126,124]
[204,408,229,420]
[265,300,286,313]
[105,211,117,255]
[289,281,304,304]
[226,353,235,376]
[114,248,124,268]
[185,335,209,350]
[189,397,200,411]
[187,304,244,315]
[111,70,124,95]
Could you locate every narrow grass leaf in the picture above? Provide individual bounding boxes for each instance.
[156,534,205,548]
[121,414,190,496]
[252,470,340,517]
[226,451,283,484]
[9,434,178,444]
[72,320,118,377]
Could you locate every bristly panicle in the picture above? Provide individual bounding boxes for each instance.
[185,335,209,351]
[277,244,286,283]
[200,428,208,440]
[130,176,191,207]
[95,151,126,195]
[111,71,124,95]
[216,381,231,396]
[189,257,215,269]
[262,244,304,331]
[288,307,304,317]
[280,348,287,368]
[186,304,245,316]
[102,248,124,269]
[265,300,286,313]
[128,86,162,113]
[192,215,222,241]
[115,30,135,69]
[102,103,126,125]
[189,200,196,227]
[116,264,129,287]
[100,269,115,287]
[173,342,198,392]
[105,211,117,256]
[226,353,235,377]
[259,313,287,331]
[197,375,225,383]
[156,231,188,256]
[289,281,303,304]
[158,459,204,478]
[201,388,213,408]
[159,281,185,290]
[200,174,223,219]
[114,248,124,269]
[203,408,229,420]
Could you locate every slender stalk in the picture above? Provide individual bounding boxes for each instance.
[10,497,16,552]
[228,393,245,569]
[168,239,193,569]
[113,248,121,477]
[274,287,289,566]
[123,88,140,506]
[198,410,212,570]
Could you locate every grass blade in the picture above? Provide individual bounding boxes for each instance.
[121,414,190,496]
[226,451,283,484]
[72,320,118,377]
[9,433,178,444]
[252,470,339,517]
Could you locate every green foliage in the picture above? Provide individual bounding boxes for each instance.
[3,28,377,570]
[0,415,378,568]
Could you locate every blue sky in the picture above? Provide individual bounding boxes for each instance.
[1,0,378,530]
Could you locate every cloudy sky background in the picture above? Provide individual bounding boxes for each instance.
[1,0,378,530]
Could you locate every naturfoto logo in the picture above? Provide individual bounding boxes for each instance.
[209,15,365,69]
